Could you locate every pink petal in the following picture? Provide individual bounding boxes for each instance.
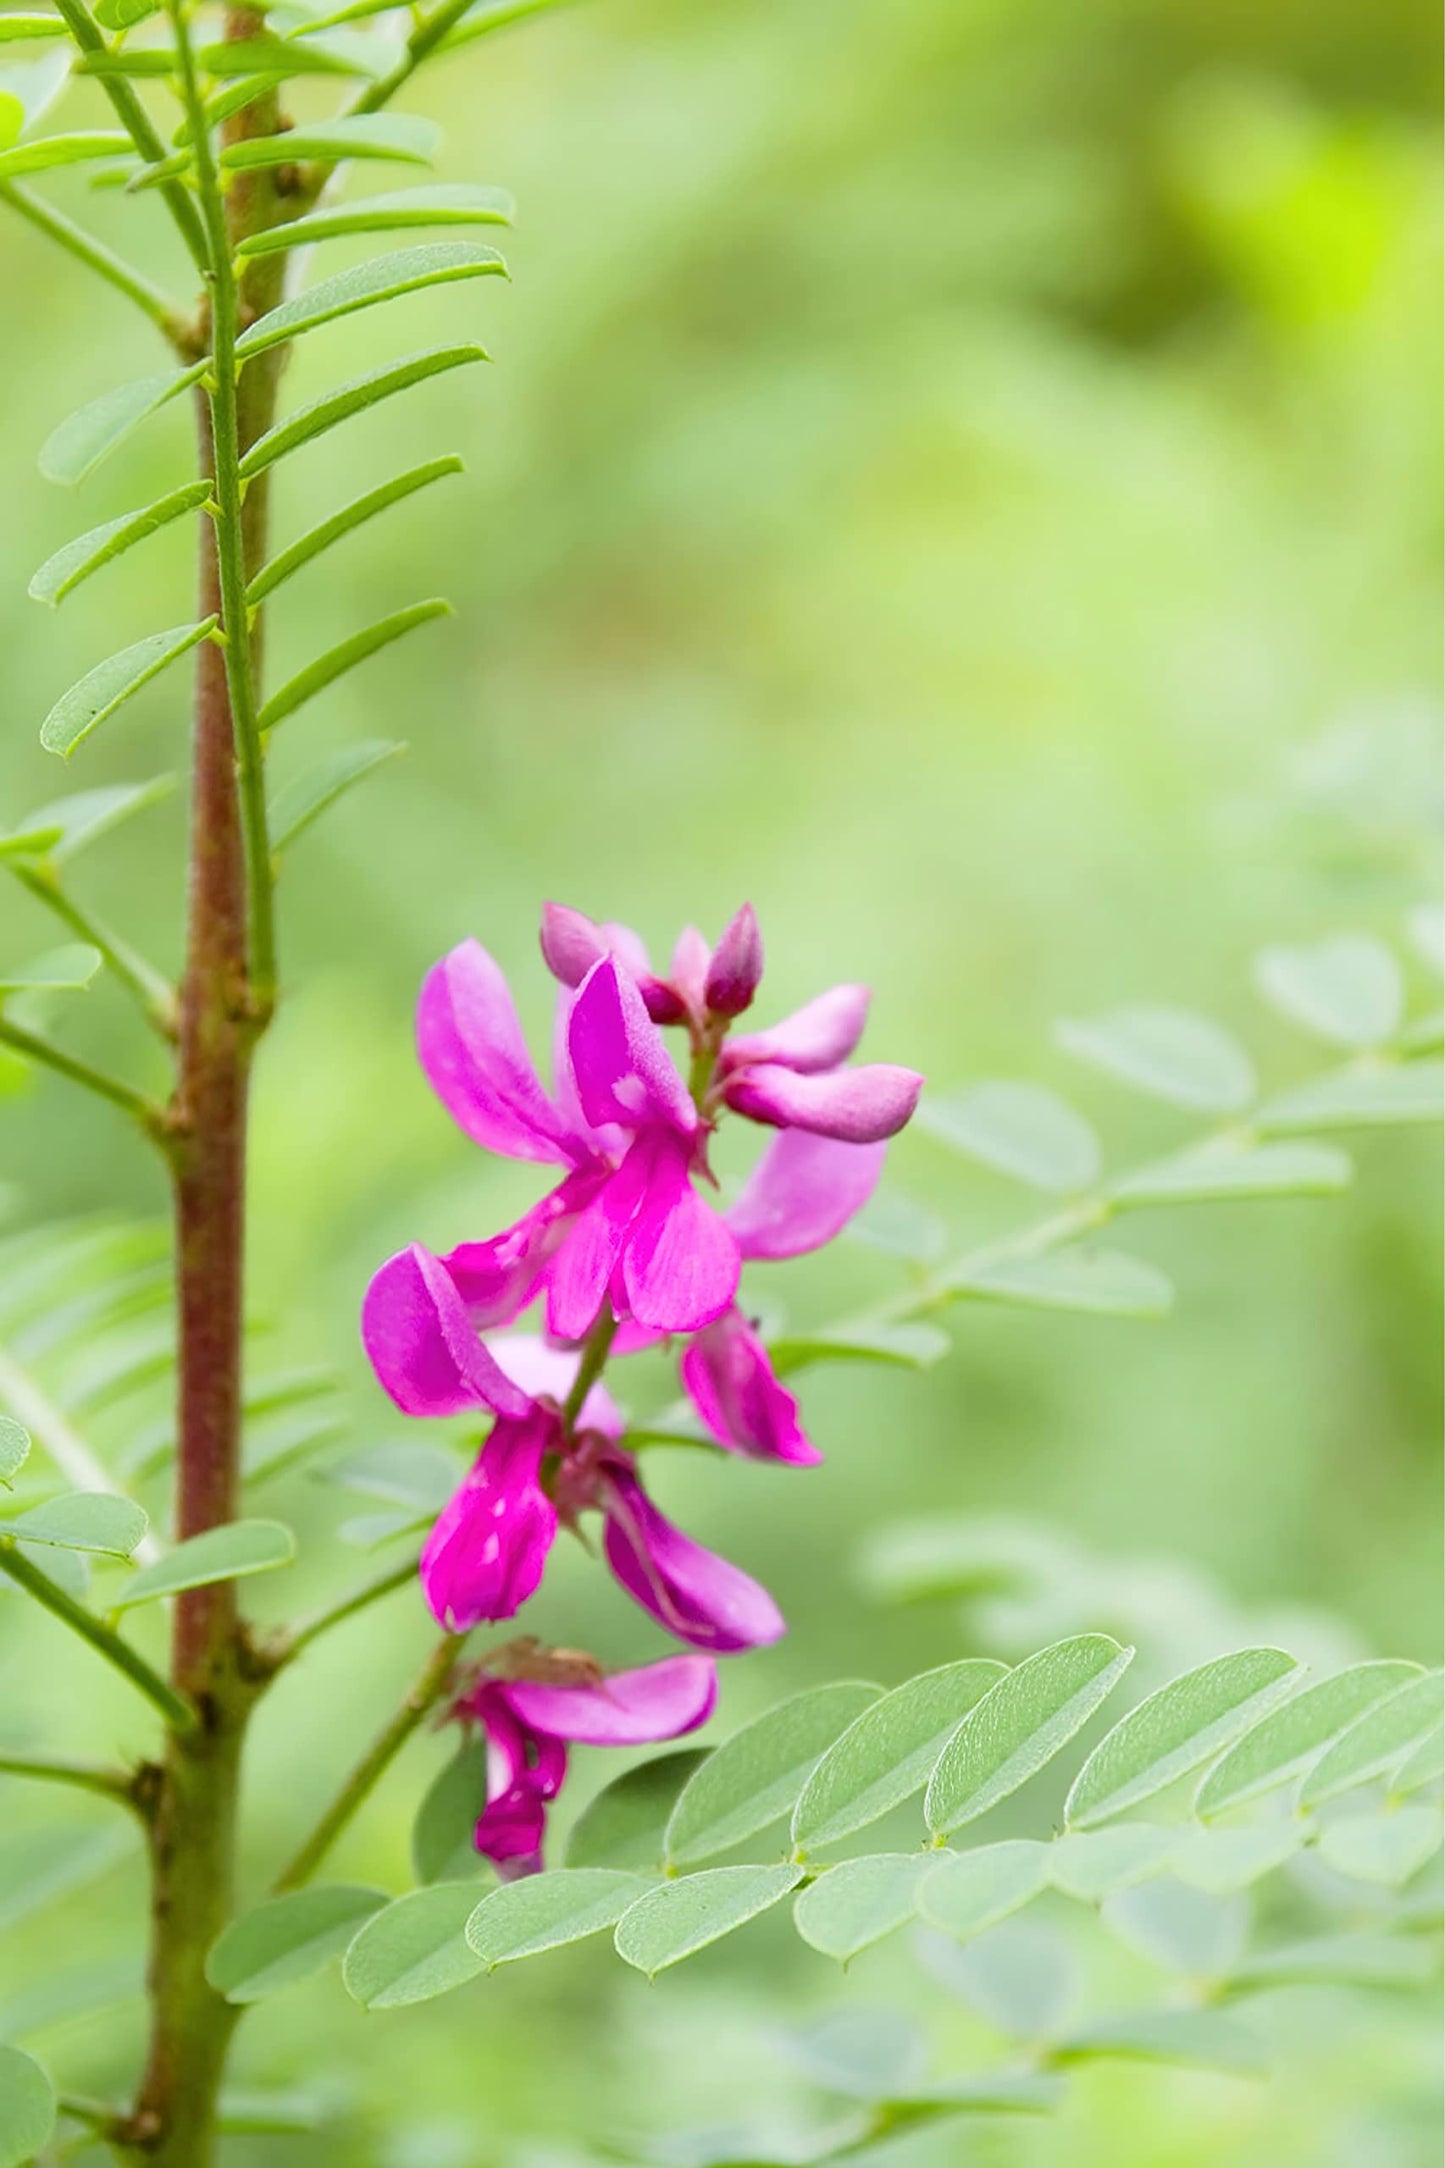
[726,1130,886,1261]
[488,1333,623,1438]
[723,1061,923,1143]
[602,1466,785,1653]
[680,1309,820,1465]
[418,940,583,1165]
[419,1411,559,1630]
[568,958,697,1137]
[669,925,713,1021]
[719,984,871,1076]
[443,1167,605,1330]
[502,1654,717,1746]
[622,1131,741,1333]
[544,1138,655,1341]
[362,1244,535,1420]
[704,903,763,1018]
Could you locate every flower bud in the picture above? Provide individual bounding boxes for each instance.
[704,903,764,1018]
[539,902,607,988]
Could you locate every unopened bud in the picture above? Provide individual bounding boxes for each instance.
[539,902,606,988]
[705,903,764,1017]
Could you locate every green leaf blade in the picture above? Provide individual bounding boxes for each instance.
[246,455,464,605]
[112,1518,295,1608]
[342,1883,486,2008]
[664,1680,882,1867]
[792,1659,1007,1853]
[0,130,130,178]
[1195,1660,1424,1817]
[0,943,102,993]
[0,2044,55,2168]
[6,778,175,864]
[269,739,405,855]
[1256,1060,1444,1134]
[925,1635,1133,1838]
[39,366,201,488]
[466,1869,649,1967]
[237,345,487,479]
[1299,1672,1445,1808]
[918,1841,1051,1942]
[613,1862,802,1976]
[563,1748,711,1872]
[220,111,439,171]
[766,1321,950,1375]
[1053,2008,1267,2076]
[235,240,506,359]
[258,604,448,733]
[1109,1140,1352,1209]
[412,1740,490,1884]
[917,1082,1101,1192]
[945,1248,1174,1319]
[1057,1006,1256,1112]
[1064,1647,1302,1828]
[40,620,216,758]
[29,482,212,607]
[1255,935,1404,1049]
[791,1852,933,1963]
[206,1886,387,2003]
[0,1416,29,1486]
[235,183,513,259]
[7,1490,147,1556]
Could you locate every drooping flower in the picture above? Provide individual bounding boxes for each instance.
[598,1462,786,1650]
[460,1653,716,1877]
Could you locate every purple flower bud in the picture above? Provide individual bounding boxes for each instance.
[723,1060,924,1143]
[540,902,609,988]
[704,903,764,1018]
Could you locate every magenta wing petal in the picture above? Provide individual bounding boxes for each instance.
[419,1411,559,1631]
[723,1060,923,1143]
[720,983,871,1076]
[726,1129,886,1261]
[442,1166,604,1331]
[544,1138,654,1340]
[502,1654,717,1746]
[621,1132,741,1333]
[601,1465,785,1652]
[418,939,583,1165]
[680,1309,820,1465]
[567,957,696,1137]
[362,1244,535,1419]
[487,1333,623,1437]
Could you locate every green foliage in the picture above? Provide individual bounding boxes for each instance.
[925,1634,1134,1834]
[0,2044,54,2168]
[1055,1006,1256,1112]
[39,618,216,757]
[1063,1646,1300,1826]
[270,740,407,857]
[207,1886,388,2003]
[467,1869,649,1967]
[235,241,505,360]
[219,112,438,171]
[28,480,212,607]
[235,183,513,259]
[341,1883,485,2008]
[791,1659,1003,1850]
[664,1680,882,1866]
[257,601,450,733]
[613,1863,804,1978]
[0,943,101,991]
[236,346,487,477]
[0,1415,28,1485]
[3,1488,148,1554]
[110,1518,296,1609]
[245,456,464,604]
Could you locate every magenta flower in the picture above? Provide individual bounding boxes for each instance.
[461,1653,716,1876]
[680,1310,816,1467]
[599,1462,786,1651]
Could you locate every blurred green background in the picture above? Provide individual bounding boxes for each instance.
[0,0,1439,2160]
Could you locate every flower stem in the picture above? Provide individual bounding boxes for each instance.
[562,1308,618,1432]
[0,1542,196,1734]
[274,1555,423,1669]
[270,1633,464,1893]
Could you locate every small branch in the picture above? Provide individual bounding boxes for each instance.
[0,181,191,352]
[0,1540,196,1734]
[271,1633,462,1892]
[561,1308,617,1432]
[0,1017,168,1142]
[346,0,479,118]
[0,1346,164,1567]
[0,1748,140,1812]
[48,0,209,275]
[274,1555,422,1670]
[9,863,177,1038]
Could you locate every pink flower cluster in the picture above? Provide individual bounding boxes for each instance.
[362,903,921,1874]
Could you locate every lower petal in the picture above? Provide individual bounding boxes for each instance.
[362,1244,534,1420]
[503,1655,718,1747]
[726,1130,887,1261]
[680,1311,820,1466]
[622,1134,741,1333]
[723,1061,923,1144]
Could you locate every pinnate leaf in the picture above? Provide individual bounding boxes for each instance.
[1256,1060,1444,1134]
[40,366,202,488]
[665,1680,881,1866]
[1391,1723,1444,1796]
[41,620,216,758]
[238,346,486,479]
[235,241,505,359]
[7,1490,147,1556]
[0,943,102,993]
[918,1082,1101,1191]
[1255,935,1404,1048]
[112,1518,294,1608]
[1057,1006,1256,1112]
[342,1883,485,2008]
[1109,1139,1351,1208]
[918,1842,1051,1942]
[257,603,449,733]
[236,183,513,259]
[613,1863,802,1976]
[0,130,128,177]
[270,740,405,854]
[0,2044,54,2168]
[1064,1647,1300,1828]
[220,111,439,170]
[945,1247,1173,1318]
[197,34,372,75]
[29,482,211,607]
[206,1885,387,2002]
[1299,1671,1445,1808]
[792,1659,1006,1852]
[7,778,175,864]
[0,1416,28,1485]
[1195,1660,1423,1817]
[565,1749,711,1872]
[466,1869,648,1966]
[791,1853,931,1963]
[925,1635,1133,1837]
[1053,2008,1266,2075]
[247,456,464,605]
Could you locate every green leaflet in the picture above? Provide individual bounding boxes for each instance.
[206,1886,388,2002]
[40,620,217,757]
[564,1748,711,1872]
[5,1490,148,1556]
[792,1853,932,1962]
[0,17,71,41]
[39,365,203,488]
[235,184,514,259]
[257,603,450,734]
[466,1870,650,1967]
[918,1842,1052,1942]
[319,1439,463,1511]
[412,1740,491,1884]
[917,1081,1101,1192]
[1255,1060,1445,1134]
[1108,1139,1352,1208]
[237,345,487,478]
[613,1863,803,1976]
[220,111,439,170]
[234,240,506,358]
[342,1883,485,2008]
[0,1416,28,1485]
[1254,935,1404,1049]
[1052,2009,1267,2075]
[29,481,212,607]
[945,1247,1174,1318]
[1063,1647,1301,1828]
[0,943,102,992]
[112,1519,295,1608]
[1195,1660,1423,1817]
[1056,1005,1256,1113]
[925,1635,1133,1836]
[664,1680,883,1866]
[269,740,406,855]
[0,2044,55,2168]
[197,35,374,76]
[0,130,129,178]
[791,1658,1006,1851]
[246,456,465,605]
[766,1320,950,1374]
[1299,1672,1445,1807]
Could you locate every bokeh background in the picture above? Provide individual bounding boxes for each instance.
[0,0,1440,2160]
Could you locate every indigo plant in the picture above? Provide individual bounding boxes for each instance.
[0,3,1439,2164]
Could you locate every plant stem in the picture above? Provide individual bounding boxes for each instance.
[271,1634,463,1893]
[9,862,177,1036]
[0,1542,195,1732]
[0,1749,140,1810]
[0,181,191,350]
[276,1555,423,1669]
[561,1308,618,1432]
[0,1018,166,1136]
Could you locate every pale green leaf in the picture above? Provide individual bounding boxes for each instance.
[918,1917,1080,2039]
[766,1321,950,1376]
[466,1869,648,1966]
[1109,1139,1351,1209]
[0,943,102,993]
[1407,903,1444,977]
[792,1659,1006,1853]
[1316,1808,1442,1888]
[41,620,216,759]
[238,346,486,479]
[1391,1723,1444,1796]
[842,1188,947,1263]
[1064,1648,1300,1828]
[0,2044,55,2168]
[1046,1824,1176,1903]
[1255,935,1404,1049]
[1102,1878,1248,1978]
[885,2070,1065,2116]
[29,481,212,607]
[319,1440,462,1511]
[5,778,175,865]
[341,1883,485,2008]
[925,1635,1133,1837]
[221,111,439,171]
[0,129,128,177]
[206,1885,387,2002]
[917,1842,1051,1942]
[1196,1661,1423,1817]
[791,1853,931,1963]
[945,1247,1174,1318]
[412,1739,489,1884]
[1167,1824,1303,1894]
[6,1490,147,1556]
[918,1082,1101,1192]
[1256,1060,1444,1134]
[1299,1672,1445,1808]
[235,182,513,259]
[564,1749,709,1872]
[336,1509,426,1549]
[73,48,176,75]
[665,1680,881,1867]
[856,1517,1064,1606]
[269,739,405,855]
[39,365,201,488]
[613,1863,802,1976]
[1221,1932,1436,1999]
[241,1406,347,1486]
[94,0,159,24]
[112,1518,295,1608]
[1053,2008,1266,2075]
[0,1416,28,1485]
[1057,1005,1256,1112]
[246,456,464,605]
[236,241,505,360]
[772,2008,926,2100]
[261,610,448,739]
[0,18,71,43]
[197,33,370,74]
